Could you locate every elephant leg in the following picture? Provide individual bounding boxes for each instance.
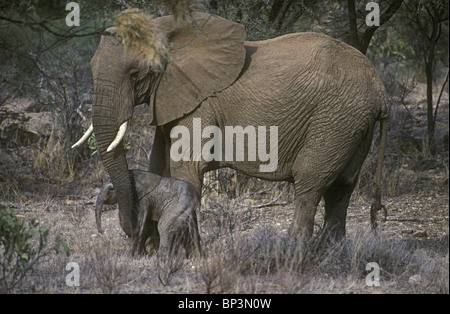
[172,213,192,259]
[322,183,355,241]
[288,134,359,243]
[289,193,321,242]
[146,221,160,254]
[157,214,174,258]
[132,203,154,256]
[289,160,330,242]
[323,128,374,241]
[149,126,171,176]
[183,206,202,259]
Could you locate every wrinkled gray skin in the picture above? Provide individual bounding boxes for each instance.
[96,170,202,257]
[87,13,389,248]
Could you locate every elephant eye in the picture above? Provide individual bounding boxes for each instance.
[129,70,139,86]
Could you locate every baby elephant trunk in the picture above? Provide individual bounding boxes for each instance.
[95,182,117,234]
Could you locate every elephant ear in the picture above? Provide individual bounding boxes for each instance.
[150,12,246,125]
[132,171,161,201]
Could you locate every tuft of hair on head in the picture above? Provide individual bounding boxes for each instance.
[114,8,168,72]
[158,0,204,21]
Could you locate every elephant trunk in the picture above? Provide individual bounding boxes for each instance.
[92,86,138,238]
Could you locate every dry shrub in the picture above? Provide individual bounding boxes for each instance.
[197,226,449,293]
[33,138,74,182]
[66,203,88,230]
[155,246,185,286]
[91,242,130,294]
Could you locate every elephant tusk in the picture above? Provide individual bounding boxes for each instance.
[107,121,128,152]
[71,124,94,149]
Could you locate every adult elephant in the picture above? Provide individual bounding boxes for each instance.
[73,9,389,244]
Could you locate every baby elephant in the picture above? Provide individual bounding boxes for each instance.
[95,170,202,258]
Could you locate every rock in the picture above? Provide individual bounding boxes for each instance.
[0,110,54,145]
[24,112,54,138]
[3,98,43,113]
[1,97,54,145]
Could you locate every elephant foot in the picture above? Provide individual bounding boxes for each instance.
[321,222,346,245]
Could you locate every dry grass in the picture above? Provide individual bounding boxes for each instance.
[193,225,448,293]
[1,187,448,294]
[90,242,131,293]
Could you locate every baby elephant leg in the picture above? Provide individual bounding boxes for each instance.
[157,212,177,259]
[132,199,159,256]
[183,203,202,259]
[157,202,202,259]
[145,221,160,254]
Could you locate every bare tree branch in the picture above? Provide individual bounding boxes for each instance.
[0,14,108,38]
[347,0,360,50]
[433,68,449,126]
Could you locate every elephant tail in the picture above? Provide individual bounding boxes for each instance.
[370,111,389,231]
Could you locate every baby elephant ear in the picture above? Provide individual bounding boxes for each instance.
[151,12,246,126]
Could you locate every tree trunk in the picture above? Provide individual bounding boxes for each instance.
[280,3,304,32]
[347,0,361,51]
[424,4,442,156]
[346,0,403,55]
[271,0,292,30]
[425,56,436,155]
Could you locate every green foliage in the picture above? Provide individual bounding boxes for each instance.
[371,35,412,61]
[0,206,43,264]
[88,132,131,156]
[88,132,99,156]
[0,204,69,292]
[390,0,449,70]
[55,233,71,258]
[367,30,417,78]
